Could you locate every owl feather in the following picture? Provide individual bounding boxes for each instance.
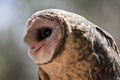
[24,9,120,80]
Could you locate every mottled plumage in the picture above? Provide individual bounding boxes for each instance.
[24,9,120,80]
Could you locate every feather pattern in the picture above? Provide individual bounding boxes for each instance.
[24,9,120,80]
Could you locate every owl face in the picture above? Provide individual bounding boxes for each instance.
[24,16,64,64]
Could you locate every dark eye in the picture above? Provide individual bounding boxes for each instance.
[36,27,52,41]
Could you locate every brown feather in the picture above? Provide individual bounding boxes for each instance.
[24,9,120,80]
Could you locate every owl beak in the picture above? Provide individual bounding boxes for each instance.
[24,28,45,53]
[30,41,45,53]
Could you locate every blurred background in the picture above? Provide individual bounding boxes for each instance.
[0,0,120,80]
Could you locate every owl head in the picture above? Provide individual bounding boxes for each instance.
[24,9,67,64]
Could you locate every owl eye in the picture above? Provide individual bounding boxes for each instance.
[43,28,51,37]
[37,27,52,41]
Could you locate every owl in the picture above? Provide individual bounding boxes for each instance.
[24,9,120,80]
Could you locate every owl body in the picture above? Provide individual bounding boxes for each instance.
[24,9,120,80]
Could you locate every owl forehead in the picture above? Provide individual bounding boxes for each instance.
[27,16,61,31]
[30,9,94,32]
